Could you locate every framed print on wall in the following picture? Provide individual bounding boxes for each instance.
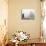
[21,9,36,20]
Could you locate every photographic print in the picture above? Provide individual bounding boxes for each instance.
[21,9,35,20]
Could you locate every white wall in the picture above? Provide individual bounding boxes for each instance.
[8,0,41,39]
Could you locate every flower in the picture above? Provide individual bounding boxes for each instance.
[17,31,30,41]
[11,31,30,42]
